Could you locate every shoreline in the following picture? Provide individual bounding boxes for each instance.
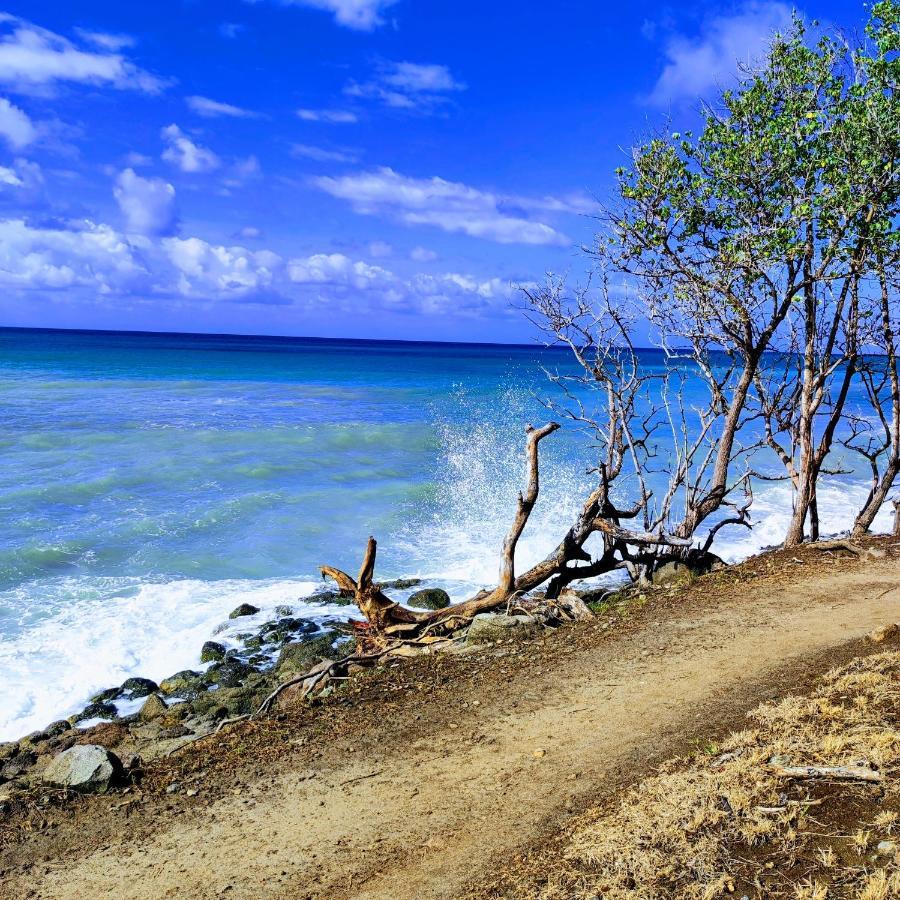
[1,536,898,898]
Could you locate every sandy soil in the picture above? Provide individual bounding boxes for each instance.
[2,543,899,900]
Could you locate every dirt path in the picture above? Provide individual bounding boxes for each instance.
[8,555,900,900]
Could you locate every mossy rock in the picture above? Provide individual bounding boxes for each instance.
[90,687,122,705]
[138,694,168,722]
[275,633,351,677]
[159,670,207,697]
[120,677,159,698]
[69,701,118,725]
[205,658,256,689]
[407,588,451,610]
[229,603,260,619]
[381,577,422,590]
[200,641,227,663]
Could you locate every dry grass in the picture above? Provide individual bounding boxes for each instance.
[535,651,900,899]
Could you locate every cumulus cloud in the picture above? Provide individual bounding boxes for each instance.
[291,143,359,163]
[186,95,257,118]
[113,168,177,236]
[648,2,793,106]
[277,0,398,30]
[345,61,465,111]
[0,97,35,148]
[296,107,358,123]
[311,167,578,246]
[0,14,167,94]
[0,214,516,316]
[161,124,220,173]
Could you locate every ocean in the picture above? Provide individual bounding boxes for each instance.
[0,327,892,739]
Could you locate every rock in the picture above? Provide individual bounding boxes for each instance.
[229,603,260,619]
[466,614,542,645]
[274,604,294,616]
[42,745,122,793]
[74,722,129,748]
[651,561,694,587]
[205,658,255,689]
[259,617,318,645]
[407,588,451,610]
[138,694,168,722]
[159,670,206,697]
[1,752,36,782]
[120,677,159,698]
[381,577,422,590]
[90,687,122,705]
[69,701,118,725]
[868,623,899,644]
[275,634,342,677]
[307,589,352,607]
[201,641,227,663]
[876,840,896,856]
[0,742,18,762]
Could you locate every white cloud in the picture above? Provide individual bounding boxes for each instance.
[648,2,793,106]
[0,218,147,293]
[0,215,516,316]
[124,151,152,167]
[345,61,465,111]
[74,29,136,52]
[279,0,397,30]
[161,124,220,173]
[186,95,257,118]
[0,96,35,148]
[0,158,42,194]
[113,168,177,236]
[235,226,262,240]
[291,143,358,163]
[296,107,358,123]
[0,14,167,94]
[410,246,437,262]
[312,167,574,246]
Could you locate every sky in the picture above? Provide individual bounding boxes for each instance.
[0,0,869,342]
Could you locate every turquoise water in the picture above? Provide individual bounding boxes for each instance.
[0,328,891,738]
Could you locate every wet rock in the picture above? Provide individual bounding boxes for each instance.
[206,658,255,689]
[259,617,318,646]
[159,670,207,697]
[274,604,294,616]
[275,634,342,677]
[407,588,451,610]
[120,677,159,698]
[381,577,422,590]
[42,745,122,793]
[307,589,352,607]
[229,603,260,619]
[69,701,118,725]
[201,641,227,663]
[90,687,123,705]
[466,614,541,645]
[138,694,168,722]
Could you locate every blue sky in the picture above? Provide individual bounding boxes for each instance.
[0,0,866,342]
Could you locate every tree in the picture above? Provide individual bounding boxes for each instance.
[597,5,899,546]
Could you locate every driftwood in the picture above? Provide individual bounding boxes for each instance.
[808,539,886,559]
[770,764,883,783]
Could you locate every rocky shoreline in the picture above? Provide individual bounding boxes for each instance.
[2,573,607,797]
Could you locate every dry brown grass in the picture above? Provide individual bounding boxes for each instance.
[534,651,900,899]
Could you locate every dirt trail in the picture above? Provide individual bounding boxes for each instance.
[10,557,900,900]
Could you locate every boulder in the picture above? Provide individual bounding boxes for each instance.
[42,745,122,793]
[120,677,159,698]
[407,588,451,610]
[200,641,227,663]
[159,670,207,697]
[69,701,118,725]
[275,634,342,677]
[229,603,260,619]
[90,687,122,705]
[138,694,168,722]
[274,604,294,616]
[466,614,541,645]
[205,658,255,689]
[1,752,35,782]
